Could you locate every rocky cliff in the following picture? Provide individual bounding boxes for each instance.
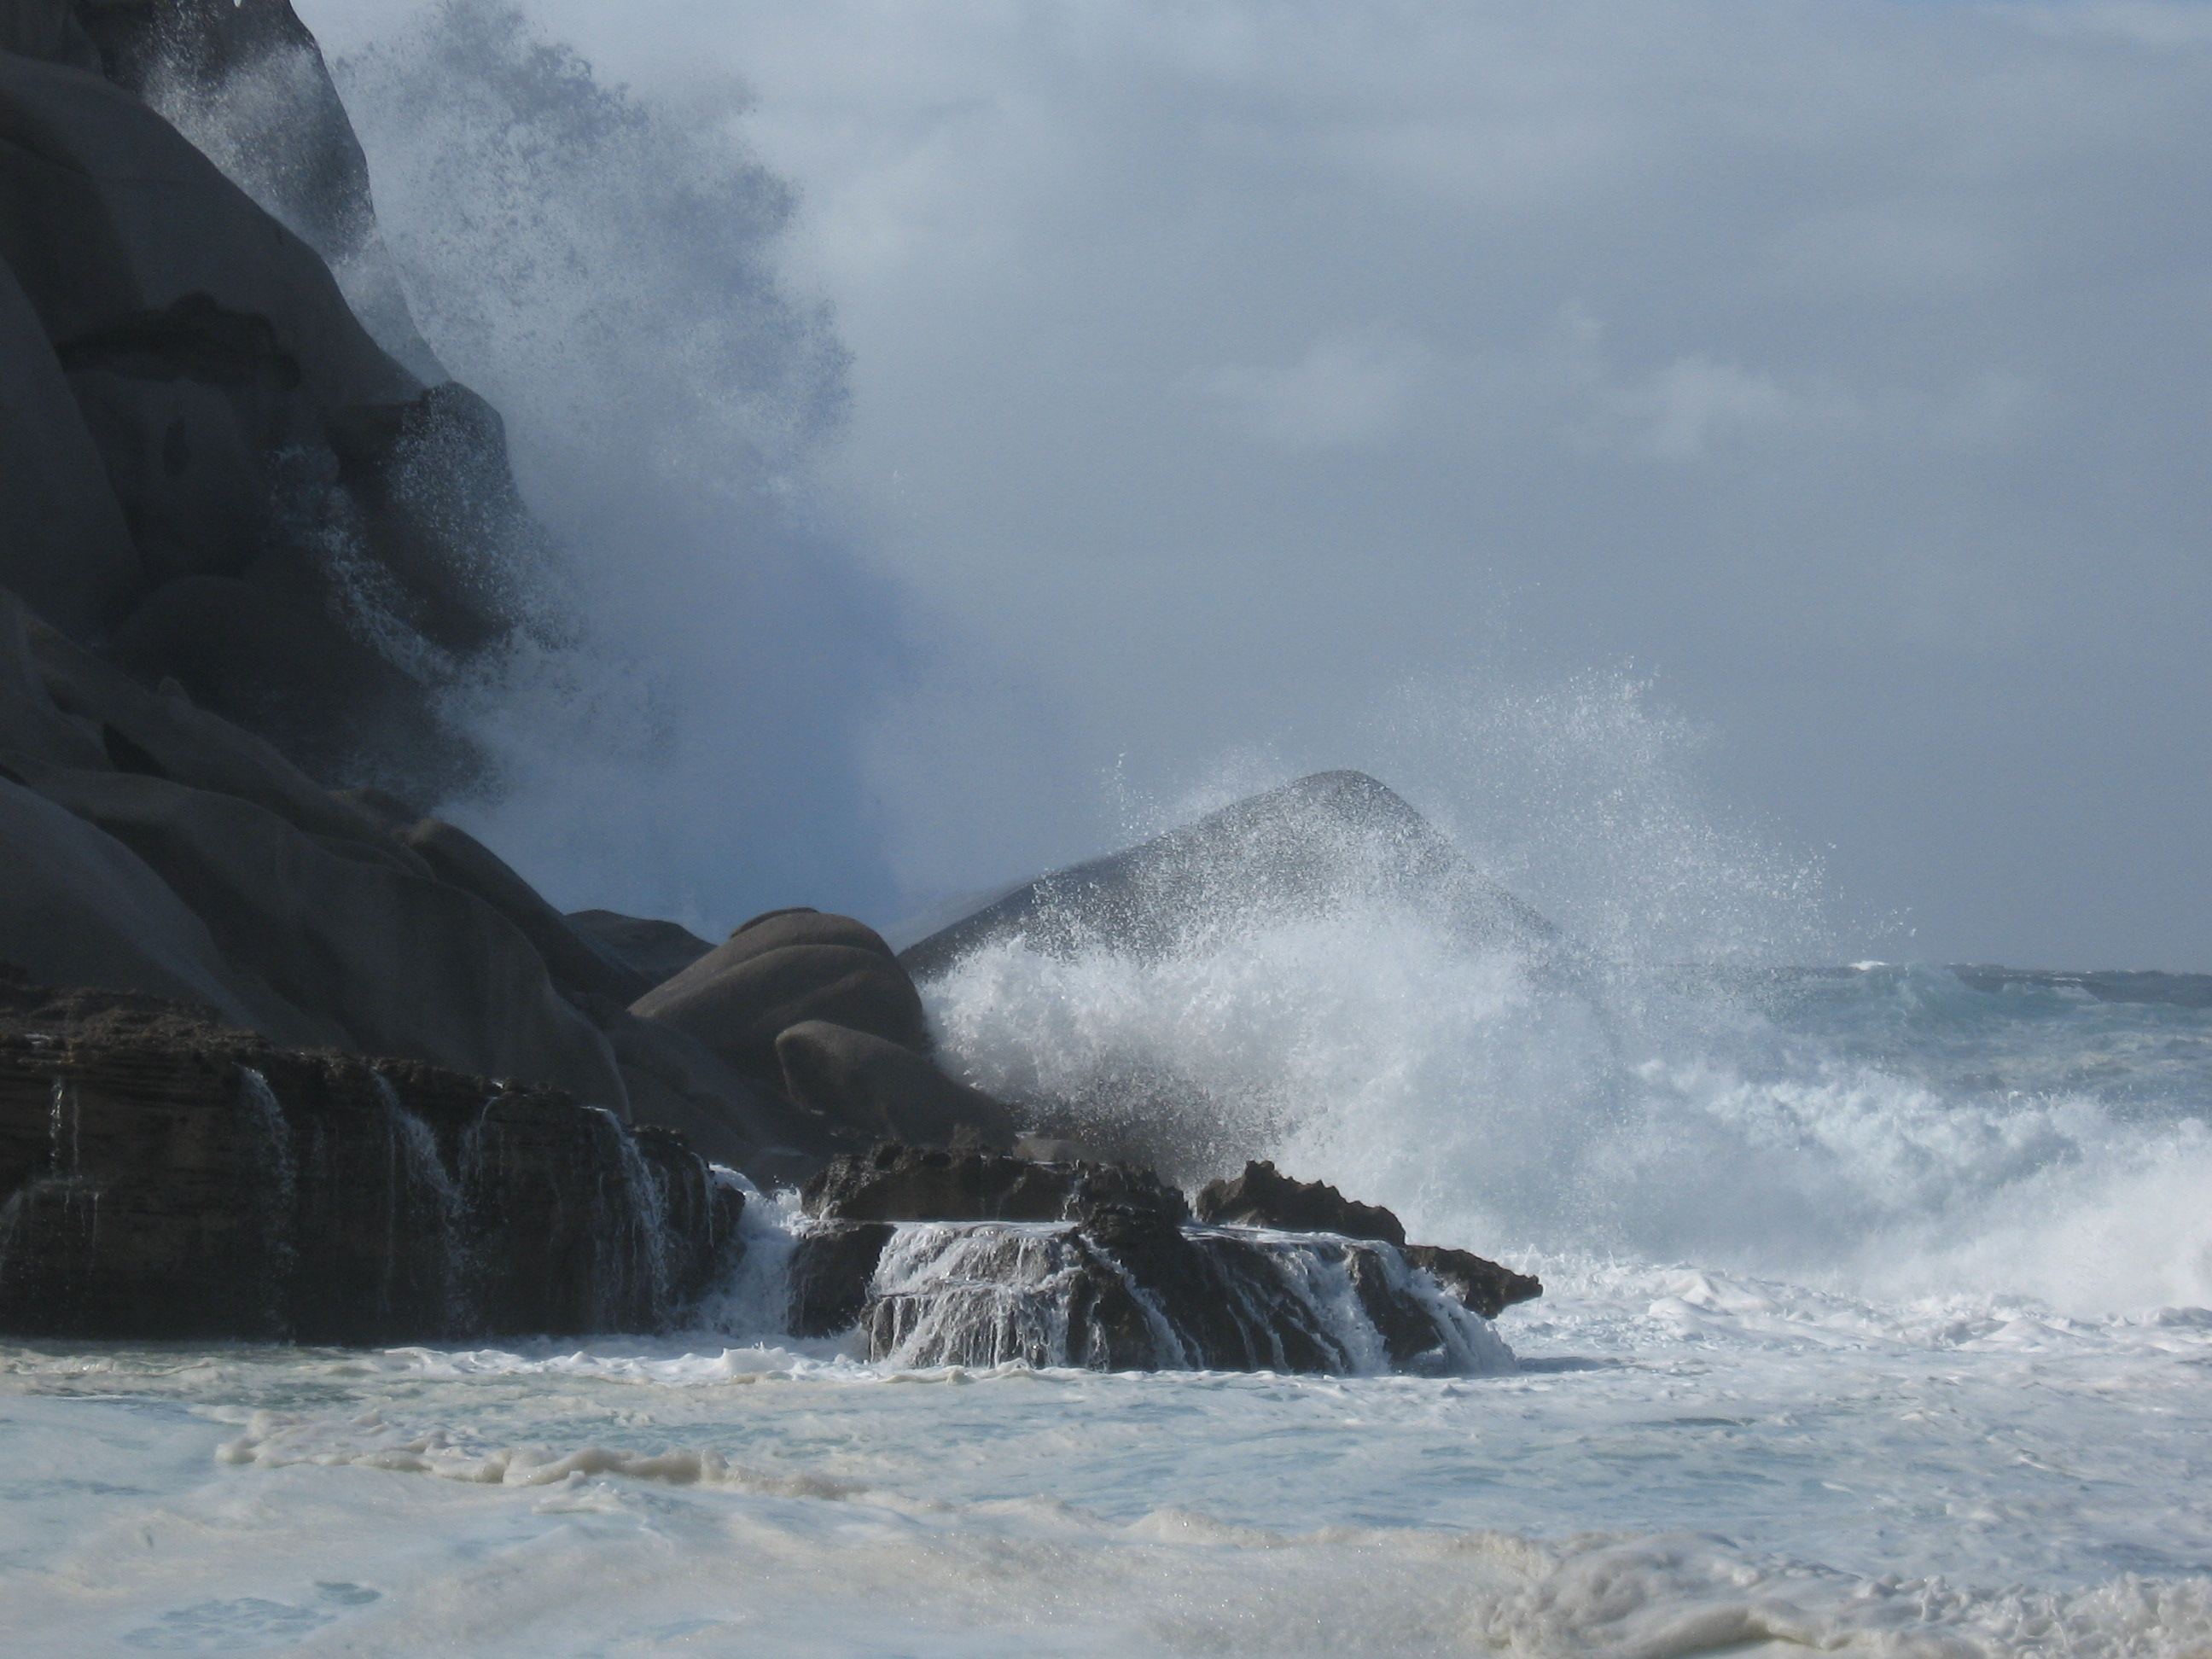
[0,3,1540,1363]
[0,974,742,1341]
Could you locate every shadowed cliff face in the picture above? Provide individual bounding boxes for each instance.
[0,978,743,1342]
[73,0,445,381]
[0,2,551,800]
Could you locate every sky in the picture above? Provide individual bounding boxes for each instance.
[297,0,2212,968]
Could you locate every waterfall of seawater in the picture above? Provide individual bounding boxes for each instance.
[757,1213,1517,1376]
[590,1107,678,1325]
[370,1071,469,1331]
[237,1067,297,1331]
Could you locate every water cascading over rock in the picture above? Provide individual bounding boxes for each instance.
[782,1145,1533,1374]
[0,977,742,1342]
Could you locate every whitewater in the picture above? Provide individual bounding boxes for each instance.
[8,947,2212,1656]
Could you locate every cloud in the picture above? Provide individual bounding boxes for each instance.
[1585,355,1851,463]
[1187,329,1430,449]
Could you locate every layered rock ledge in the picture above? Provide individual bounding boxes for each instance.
[0,978,742,1342]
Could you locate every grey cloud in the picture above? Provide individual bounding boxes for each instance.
[301,0,2212,967]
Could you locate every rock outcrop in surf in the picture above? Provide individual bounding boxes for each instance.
[783,1144,1527,1372]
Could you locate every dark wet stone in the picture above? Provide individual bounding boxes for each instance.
[1194,1159,1406,1245]
[1400,1243,1542,1321]
[0,975,742,1342]
[786,1221,894,1338]
[802,1143,1187,1227]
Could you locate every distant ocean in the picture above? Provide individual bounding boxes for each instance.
[9,951,2210,1656]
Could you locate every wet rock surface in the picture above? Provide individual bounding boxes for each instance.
[849,1211,1506,1374]
[789,1144,1526,1374]
[0,975,742,1342]
[1196,1157,1541,1320]
[785,1220,895,1339]
[803,1143,1189,1226]
[1196,1158,1407,1244]
[1401,1243,1544,1322]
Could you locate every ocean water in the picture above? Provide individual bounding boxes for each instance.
[8,954,2212,1657]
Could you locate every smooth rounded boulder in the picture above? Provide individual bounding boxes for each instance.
[630,907,899,1016]
[0,772,329,1042]
[717,907,898,970]
[0,258,141,641]
[632,940,932,1080]
[9,757,629,1108]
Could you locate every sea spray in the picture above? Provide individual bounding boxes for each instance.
[325,0,904,924]
[919,679,2212,1318]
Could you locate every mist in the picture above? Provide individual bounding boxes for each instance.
[297,0,2212,968]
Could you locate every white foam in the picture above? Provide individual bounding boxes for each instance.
[928,929,2212,1318]
[8,1364,2212,1656]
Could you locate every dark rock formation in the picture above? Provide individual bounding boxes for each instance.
[785,1220,894,1339]
[777,1022,1019,1150]
[335,788,648,1004]
[853,1212,1497,1374]
[1,3,102,73]
[0,578,849,1168]
[725,905,899,966]
[0,253,141,637]
[896,770,1556,982]
[1085,1202,1382,1371]
[4,754,629,1105]
[803,1143,1188,1226]
[568,909,715,989]
[626,911,1024,1160]
[0,770,312,1035]
[787,1144,1527,1374]
[1195,1158,1407,1245]
[585,1004,841,1174]
[1196,1158,1540,1319]
[0,975,742,1341]
[1400,1243,1543,1323]
[71,0,445,381]
[0,21,541,795]
[2,6,1543,1367]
